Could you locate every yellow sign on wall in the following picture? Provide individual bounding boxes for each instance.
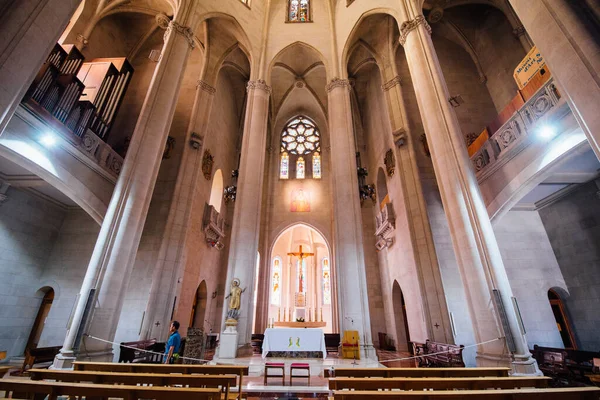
[514,46,545,90]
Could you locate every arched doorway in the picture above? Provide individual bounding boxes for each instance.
[392,281,410,352]
[548,289,576,349]
[209,170,224,213]
[267,224,337,333]
[189,281,208,330]
[376,167,389,210]
[26,288,54,352]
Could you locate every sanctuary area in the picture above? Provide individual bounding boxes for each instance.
[0,0,600,397]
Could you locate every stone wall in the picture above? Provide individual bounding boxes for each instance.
[38,210,100,348]
[493,210,566,349]
[0,187,64,360]
[538,180,600,351]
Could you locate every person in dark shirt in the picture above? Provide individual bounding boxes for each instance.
[164,320,181,364]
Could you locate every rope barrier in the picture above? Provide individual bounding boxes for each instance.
[378,337,504,364]
[83,334,211,363]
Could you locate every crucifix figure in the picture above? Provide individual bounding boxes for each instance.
[287,245,314,292]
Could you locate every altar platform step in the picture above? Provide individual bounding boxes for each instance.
[211,354,384,377]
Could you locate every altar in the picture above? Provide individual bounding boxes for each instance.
[262,328,326,359]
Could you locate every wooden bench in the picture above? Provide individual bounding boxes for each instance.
[118,338,164,363]
[325,367,511,378]
[331,387,600,400]
[413,340,465,367]
[328,376,551,391]
[0,379,221,400]
[532,345,600,384]
[12,346,61,375]
[29,368,237,399]
[0,367,9,378]
[73,361,248,399]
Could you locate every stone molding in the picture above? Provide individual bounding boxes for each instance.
[197,80,216,94]
[382,76,402,91]
[399,15,432,46]
[246,80,272,94]
[156,13,195,49]
[326,78,352,93]
[76,33,89,47]
[513,25,526,38]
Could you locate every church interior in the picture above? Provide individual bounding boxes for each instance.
[0,0,600,398]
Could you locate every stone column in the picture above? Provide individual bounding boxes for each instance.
[381,74,453,344]
[141,79,216,340]
[218,80,271,357]
[400,14,539,374]
[327,78,374,358]
[0,0,82,134]
[508,0,600,159]
[53,19,195,368]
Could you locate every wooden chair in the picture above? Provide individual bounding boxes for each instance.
[341,331,360,360]
[264,362,285,385]
[328,376,552,391]
[29,368,237,399]
[325,367,511,378]
[73,361,248,399]
[290,362,310,385]
[0,379,221,400]
[332,387,600,400]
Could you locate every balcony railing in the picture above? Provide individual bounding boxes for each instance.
[375,202,395,251]
[203,204,226,250]
[470,78,561,175]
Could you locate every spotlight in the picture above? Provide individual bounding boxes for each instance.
[40,133,56,147]
[538,124,556,139]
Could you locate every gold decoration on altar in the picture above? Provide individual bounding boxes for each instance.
[274,321,326,328]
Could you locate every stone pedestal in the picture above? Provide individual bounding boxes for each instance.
[219,332,239,359]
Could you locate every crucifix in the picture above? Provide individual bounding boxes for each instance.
[287,245,314,292]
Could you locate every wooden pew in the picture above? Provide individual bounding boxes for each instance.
[29,369,236,399]
[329,376,551,391]
[0,379,221,400]
[73,361,249,399]
[331,387,600,400]
[325,367,511,378]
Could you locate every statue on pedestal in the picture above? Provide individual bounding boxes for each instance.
[225,278,246,331]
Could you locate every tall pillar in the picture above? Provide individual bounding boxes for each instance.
[508,0,600,159]
[326,79,374,358]
[219,80,271,356]
[53,18,195,367]
[0,0,82,134]
[400,13,539,374]
[141,79,217,340]
[381,74,453,344]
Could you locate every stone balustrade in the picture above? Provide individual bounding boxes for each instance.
[471,78,562,176]
[203,203,226,249]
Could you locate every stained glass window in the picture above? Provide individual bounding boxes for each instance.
[296,157,305,179]
[280,152,289,179]
[322,258,331,305]
[271,257,281,305]
[288,0,310,22]
[281,116,320,155]
[312,152,321,179]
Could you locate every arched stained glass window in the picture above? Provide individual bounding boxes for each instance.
[312,152,321,179]
[322,258,331,305]
[281,117,320,155]
[271,257,281,305]
[288,0,310,22]
[296,157,305,179]
[280,152,289,179]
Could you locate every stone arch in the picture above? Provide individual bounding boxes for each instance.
[190,280,208,329]
[392,280,410,352]
[377,167,388,207]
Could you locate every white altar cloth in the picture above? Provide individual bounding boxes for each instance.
[262,328,326,359]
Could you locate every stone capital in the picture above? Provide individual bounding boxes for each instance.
[382,75,402,91]
[197,80,216,94]
[246,80,272,94]
[156,13,196,49]
[326,78,352,93]
[399,15,432,46]
[512,25,526,38]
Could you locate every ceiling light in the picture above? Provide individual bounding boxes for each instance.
[538,124,556,139]
[40,133,57,147]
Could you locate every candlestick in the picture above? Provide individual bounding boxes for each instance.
[278,308,281,322]
[314,307,317,323]
[289,307,292,321]
[284,308,287,322]
[308,308,312,322]
[320,308,323,322]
